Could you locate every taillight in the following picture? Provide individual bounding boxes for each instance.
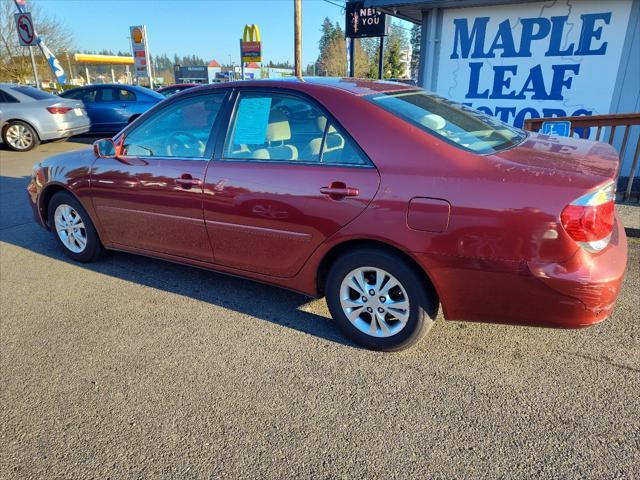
[561,182,615,253]
[47,106,72,114]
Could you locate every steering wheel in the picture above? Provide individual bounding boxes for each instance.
[167,131,205,157]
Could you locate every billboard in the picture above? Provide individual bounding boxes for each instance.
[436,0,632,128]
[345,1,389,38]
[130,25,151,81]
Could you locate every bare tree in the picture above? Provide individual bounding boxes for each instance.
[0,0,72,83]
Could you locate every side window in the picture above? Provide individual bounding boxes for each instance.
[0,90,19,103]
[122,93,225,158]
[224,92,327,162]
[118,89,136,102]
[320,120,368,166]
[98,88,114,102]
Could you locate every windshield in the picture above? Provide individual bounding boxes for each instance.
[10,86,58,101]
[366,90,525,154]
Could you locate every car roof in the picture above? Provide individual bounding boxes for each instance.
[193,77,419,96]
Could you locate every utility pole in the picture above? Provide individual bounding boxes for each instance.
[378,36,384,79]
[28,46,39,88]
[294,0,302,77]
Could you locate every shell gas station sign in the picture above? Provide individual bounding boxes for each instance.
[241,24,261,63]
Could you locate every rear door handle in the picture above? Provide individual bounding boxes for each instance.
[175,174,202,189]
[320,182,359,200]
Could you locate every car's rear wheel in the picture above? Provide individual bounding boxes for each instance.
[48,191,104,262]
[2,121,40,151]
[325,248,436,351]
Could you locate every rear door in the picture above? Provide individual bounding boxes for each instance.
[203,89,380,278]
[94,87,136,131]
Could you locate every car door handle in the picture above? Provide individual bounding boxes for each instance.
[175,174,202,189]
[320,182,359,200]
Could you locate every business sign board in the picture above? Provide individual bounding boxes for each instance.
[346,1,389,38]
[241,24,261,63]
[436,0,632,129]
[14,12,35,46]
[130,25,151,79]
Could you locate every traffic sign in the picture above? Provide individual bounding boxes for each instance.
[15,12,36,46]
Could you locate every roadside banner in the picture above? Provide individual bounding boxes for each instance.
[13,0,67,86]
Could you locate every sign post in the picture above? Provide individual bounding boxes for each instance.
[345,1,389,79]
[14,12,39,87]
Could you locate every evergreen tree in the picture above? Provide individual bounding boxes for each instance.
[410,23,421,79]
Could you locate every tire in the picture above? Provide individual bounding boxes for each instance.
[2,120,40,152]
[325,248,436,351]
[48,191,104,262]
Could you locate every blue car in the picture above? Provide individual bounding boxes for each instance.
[60,84,164,133]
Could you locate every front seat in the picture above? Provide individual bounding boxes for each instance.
[301,116,344,161]
[251,111,298,161]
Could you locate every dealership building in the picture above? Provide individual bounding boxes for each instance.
[365,0,640,176]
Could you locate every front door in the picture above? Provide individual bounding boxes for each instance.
[91,91,228,262]
[203,90,380,278]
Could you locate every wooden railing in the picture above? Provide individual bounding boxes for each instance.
[524,113,640,202]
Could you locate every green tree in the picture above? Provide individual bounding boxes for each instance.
[410,23,421,79]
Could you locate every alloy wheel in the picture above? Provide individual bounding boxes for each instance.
[54,204,87,253]
[5,124,34,150]
[339,267,410,338]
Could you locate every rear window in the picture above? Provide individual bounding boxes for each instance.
[10,86,57,101]
[366,90,525,154]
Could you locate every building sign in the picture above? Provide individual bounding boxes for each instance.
[436,0,632,128]
[130,25,151,79]
[346,1,389,38]
[241,24,261,63]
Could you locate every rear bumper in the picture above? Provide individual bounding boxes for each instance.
[415,218,628,328]
[40,119,90,140]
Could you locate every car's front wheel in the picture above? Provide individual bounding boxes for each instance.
[325,248,437,351]
[2,121,40,151]
[48,191,104,262]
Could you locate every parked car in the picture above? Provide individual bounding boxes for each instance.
[27,78,628,351]
[0,83,89,152]
[157,83,199,97]
[59,84,164,133]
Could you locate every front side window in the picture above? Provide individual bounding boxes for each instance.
[367,90,525,154]
[224,92,368,166]
[122,93,225,158]
[64,88,97,102]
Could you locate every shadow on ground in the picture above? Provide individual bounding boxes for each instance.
[0,174,352,348]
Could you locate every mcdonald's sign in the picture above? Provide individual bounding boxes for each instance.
[241,24,261,63]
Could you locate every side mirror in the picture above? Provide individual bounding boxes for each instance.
[93,138,116,158]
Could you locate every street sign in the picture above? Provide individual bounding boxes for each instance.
[541,120,571,137]
[241,24,261,63]
[345,1,389,38]
[14,12,36,46]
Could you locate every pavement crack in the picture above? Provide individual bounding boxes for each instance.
[558,350,640,373]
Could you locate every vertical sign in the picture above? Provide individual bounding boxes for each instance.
[345,1,389,38]
[14,12,35,46]
[130,25,153,87]
[241,24,262,63]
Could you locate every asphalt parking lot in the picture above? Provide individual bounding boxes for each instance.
[1,138,639,479]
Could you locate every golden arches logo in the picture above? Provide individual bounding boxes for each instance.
[243,24,260,43]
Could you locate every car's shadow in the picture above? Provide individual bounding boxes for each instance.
[0,174,353,348]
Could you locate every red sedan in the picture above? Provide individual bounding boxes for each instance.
[27,78,627,351]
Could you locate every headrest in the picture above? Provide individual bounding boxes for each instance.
[266,110,291,142]
[325,132,344,150]
[418,114,446,131]
[316,116,337,134]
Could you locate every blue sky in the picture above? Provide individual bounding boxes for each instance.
[35,0,403,66]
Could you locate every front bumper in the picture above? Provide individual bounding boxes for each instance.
[415,217,628,328]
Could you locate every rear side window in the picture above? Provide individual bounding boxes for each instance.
[64,89,97,102]
[223,92,369,166]
[367,90,525,154]
[10,86,57,100]
[0,90,19,103]
[99,88,136,102]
